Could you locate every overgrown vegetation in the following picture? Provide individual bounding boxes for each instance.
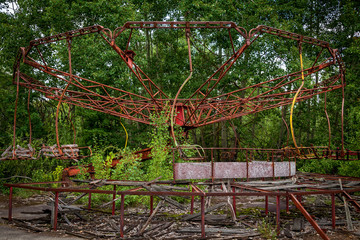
[298,158,360,177]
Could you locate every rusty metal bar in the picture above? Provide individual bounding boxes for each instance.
[201,196,205,238]
[88,193,91,210]
[112,185,116,215]
[53,192,59,231]
[8,187,12,221]
[120,194,125,238]
[191,187,194,214]
[150,195,154,216]
[332,193,336,229]
[276,195,280,235]
[232,187,236,215]
[289,194,330,240]
[265,196,268,215]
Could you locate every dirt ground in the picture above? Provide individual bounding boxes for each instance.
[0,193,360,239]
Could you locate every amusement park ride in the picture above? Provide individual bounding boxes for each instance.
[2,21,356,162]
[2,22,360,240]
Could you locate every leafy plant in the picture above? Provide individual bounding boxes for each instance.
[257,217,277,240]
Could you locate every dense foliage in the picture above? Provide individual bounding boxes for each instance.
[0,0,359,186]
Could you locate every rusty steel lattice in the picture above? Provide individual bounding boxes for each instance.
[13,21,345,129]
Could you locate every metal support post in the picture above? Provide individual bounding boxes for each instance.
[112,185,116,215]
[53,192,59,231]
[8,187,13,221]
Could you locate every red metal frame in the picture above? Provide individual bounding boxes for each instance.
[12,22,344,129]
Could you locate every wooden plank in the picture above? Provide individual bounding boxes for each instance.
[182,202,226,221]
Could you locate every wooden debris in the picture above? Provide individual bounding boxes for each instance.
[182,202,226,221]
[103,218,120,231]
[65,231,94,239]
[137,200,164,235]
[340,179,354,231]
[176,227,260,236]
[142,185,186,210]
[221,181,236,221]
[11,218,45,232]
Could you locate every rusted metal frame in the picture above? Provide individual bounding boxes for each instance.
[12,49,22,83]
[196,85,342,127]
[67,98,152,122]
[21,58,150,101]
[99,27,113,40]
[276,195,281,234]
[116,95,146,119]
[339,60,345,154]
[204,54,236,94]
[195,107,205,124]
[200,101,232,123]
[183,32,255,104]
[233,26,248,39]
[245,86,261,103]
[210,61,335,103]
[134,66,161,99]
[250,83,341,102]
[29,25,103,46]
[231,65,331,102]
[108,44,166,108]
[184,43,251,125]
[271,75,290,89]
[100,85,115,104]
[194,100,254,126]
[289,194,330,240]
[341,191,360,211]
[192,95,292,126]
[107,37,168,99]
[172,149,176,181]
[125,28,133,51]
[88,193,92,209]
[170,26,193,147]
[112,185,117,215]
[201,196,205,238]
[18,68,155,123]
[183,101,195,125]
[204,66,228,95]
[120,102,152,120]
[190,34,221,60]
[12,67,20,158]
[190,184,202,194]
[134,66,150,91]
[311,47,325,68]
[34,45,49,71]
[258,25,329,48]
[53,191,59,230]
[331,193,336,229]
[8,187,13,221]
[120,194,124,237]
[65,101,76,145]
[282,116,290,147]
[53,98,151,124]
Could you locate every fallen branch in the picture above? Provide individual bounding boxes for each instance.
[138,200,164,235]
